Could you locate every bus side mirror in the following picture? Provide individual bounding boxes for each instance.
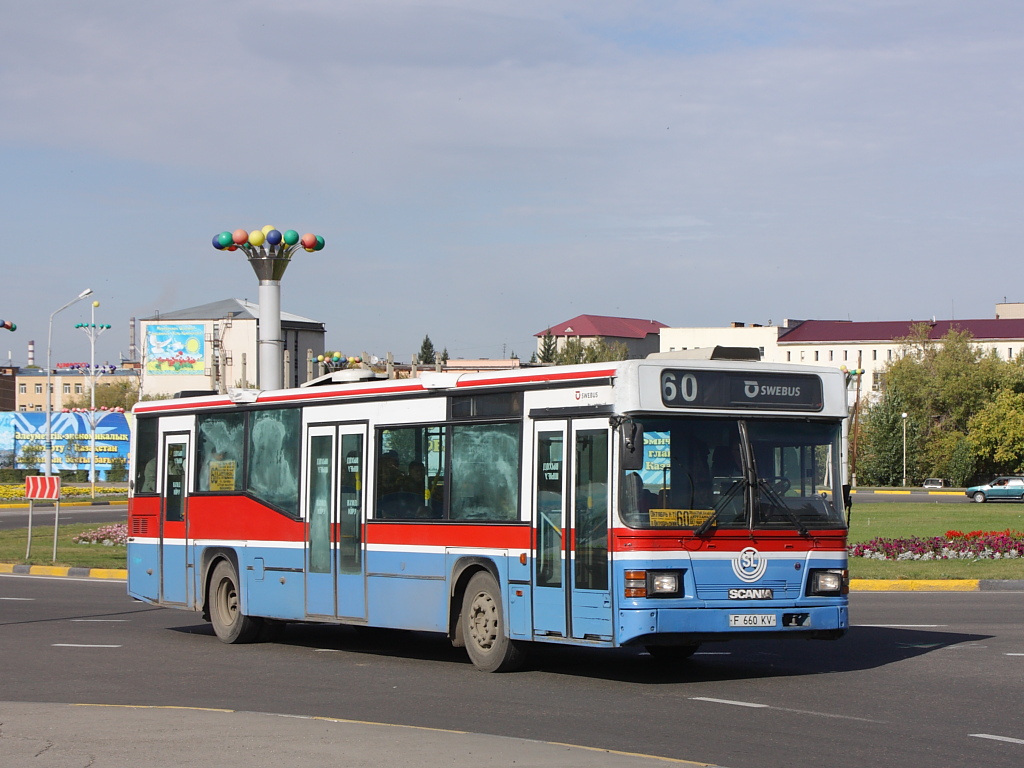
[620,420,644,471]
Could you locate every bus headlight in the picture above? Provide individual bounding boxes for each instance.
[808,569,847,596]
[624,570,683,598]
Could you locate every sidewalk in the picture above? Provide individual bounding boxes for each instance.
[0,701,715,768]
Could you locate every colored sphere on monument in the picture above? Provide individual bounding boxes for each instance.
[212,234,225,250]
[300,233,317,249]
[266,229,282,246]
[261,224,276,235]
[248,229,266,246]
[217,231,233,248]
[314,235,325,250]
[232,229,249,245]
[283,229,299,245]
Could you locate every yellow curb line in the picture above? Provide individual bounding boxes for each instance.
[0,501,122,508]
[0,563,127,579]
[850,579,979,591]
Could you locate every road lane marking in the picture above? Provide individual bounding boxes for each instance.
[970,734,1024,745]
[52,644,122,648]
[853,624,946,628]
[690,698,883,723]
[0,597,35,600]
[71,619,129,622]
[1007,653,1024,656]
[690,697,768,708]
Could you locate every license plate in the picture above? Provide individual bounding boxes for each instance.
[729,613,777,627]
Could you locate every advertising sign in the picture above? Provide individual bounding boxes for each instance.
[145,323,206,375]
[0,412,131,479]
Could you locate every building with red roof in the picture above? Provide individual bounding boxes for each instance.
[660,305,1024,395]
[535,315,668,359]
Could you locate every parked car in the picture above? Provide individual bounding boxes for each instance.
[965,476,1024,503]
[922,478,946,489]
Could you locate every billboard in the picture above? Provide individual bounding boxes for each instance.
[145,323,206,375]
[0,412,131,478]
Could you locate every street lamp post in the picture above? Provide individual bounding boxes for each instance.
[212,227,324,391]
[45,288,93,476]
[901,412,908,487]
[73,301,113,497]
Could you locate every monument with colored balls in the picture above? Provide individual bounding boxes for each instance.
[213,226,324,391]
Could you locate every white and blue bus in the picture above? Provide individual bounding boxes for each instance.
[127,351,850,671]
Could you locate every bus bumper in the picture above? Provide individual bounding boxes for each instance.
[617,604,849,646]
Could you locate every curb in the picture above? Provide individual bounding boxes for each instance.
[0,500,120,509]
[0,563,127,580]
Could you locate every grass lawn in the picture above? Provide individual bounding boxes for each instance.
[0,523,127,570]
[848,501,1024,579]
[3,502,1023,579]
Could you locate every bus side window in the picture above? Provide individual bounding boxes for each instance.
[134,418,159,494]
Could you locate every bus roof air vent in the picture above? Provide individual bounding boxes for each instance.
[227,388,260,403]
[301,369,386,387]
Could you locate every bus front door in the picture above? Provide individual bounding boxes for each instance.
[305,424,367,621]
[159,434,191,606]
[532,419,613,641]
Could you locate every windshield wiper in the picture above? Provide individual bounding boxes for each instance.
[694,479,746,536]
[757,478,808,536]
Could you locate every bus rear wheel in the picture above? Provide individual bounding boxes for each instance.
[209,560,263,644]
[461,572,525,672]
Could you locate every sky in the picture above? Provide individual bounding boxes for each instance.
[2,1,1023,366]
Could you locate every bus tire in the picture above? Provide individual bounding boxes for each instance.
[646,644,700,662]
[461,572,525,672]
[209,560,263,644]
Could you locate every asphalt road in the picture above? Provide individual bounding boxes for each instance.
[0,574,1021,768]
[0,503,127,530]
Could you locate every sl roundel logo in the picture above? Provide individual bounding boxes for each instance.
[732,547,768,583]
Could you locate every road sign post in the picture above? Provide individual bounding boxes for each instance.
[25,476,62,561]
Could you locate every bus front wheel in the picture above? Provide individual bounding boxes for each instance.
[209,560,263,644]
[461,572,526,672]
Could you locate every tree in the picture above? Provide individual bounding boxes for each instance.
[857,391,920,486]
[63,378,141,411]
[418,335,437,365]
[538,331,557,364]
[877,326,1012,480]
[552,337,629,365]
[967,389,1024,477]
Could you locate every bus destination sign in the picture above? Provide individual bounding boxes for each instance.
[660,369,823,411]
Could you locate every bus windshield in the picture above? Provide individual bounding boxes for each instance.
[619,416,845,531]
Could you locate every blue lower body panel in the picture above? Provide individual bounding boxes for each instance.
[618,603,848,645]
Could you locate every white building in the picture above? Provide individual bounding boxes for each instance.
[140,299,325,398]
[661,310,1024,397]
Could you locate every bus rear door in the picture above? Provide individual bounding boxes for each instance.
[159,433,191,606]
[532,418,612,641]
[304,423,367,621]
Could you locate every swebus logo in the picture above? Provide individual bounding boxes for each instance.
[732,547,768,583]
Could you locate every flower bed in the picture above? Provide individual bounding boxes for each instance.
[850,529,1024,560]
[0,484,126,500]
[72,524,128,547]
